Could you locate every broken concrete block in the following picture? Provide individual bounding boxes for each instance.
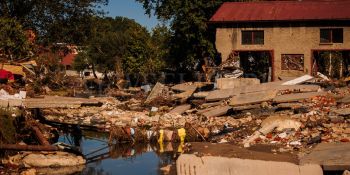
[273,92,328,103]
[201,105,232,118]
[145,82,165,104]
[229,90,277,106]
[243,115,301,147]
[169,104,191,115]
[300,143,350,171]
[177,154,323,175]
[17,152,86,167]
[216,78,260,90]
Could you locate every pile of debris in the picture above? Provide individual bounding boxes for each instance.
[35,75,348,149]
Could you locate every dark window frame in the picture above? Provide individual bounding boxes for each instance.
[320,28,343,44]
[242,30,264,45]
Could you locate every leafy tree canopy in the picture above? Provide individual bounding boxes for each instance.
[136,0,252,72]
[74,17,168,82]
[0,0,108,45]
[0,18,32,61]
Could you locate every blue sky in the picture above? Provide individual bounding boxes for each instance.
[101,0,161,31]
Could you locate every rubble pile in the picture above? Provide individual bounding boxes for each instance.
[36,75,349,151]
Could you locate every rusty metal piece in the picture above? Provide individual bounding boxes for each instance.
[0,144,58,151]
[32,126,50,146]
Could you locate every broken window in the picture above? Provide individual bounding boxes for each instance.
[281,54,304,71]
[320,28,343,43]
[242,31,264,45]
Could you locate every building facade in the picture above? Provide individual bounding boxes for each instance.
[210,0,350,81]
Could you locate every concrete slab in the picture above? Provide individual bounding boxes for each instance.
[273,92,328,103]
[216,78,260,90]
[144,82,165,104]
[0,100,9,107]
[337,96,350,104]
[205,83,320,102]
[331,108,350,116]
[300,143,350,170]
[177,154,322,175]
[201,105,232,118]
[230,90,277,106]
[173,86,197,102]
[168,104,191,115]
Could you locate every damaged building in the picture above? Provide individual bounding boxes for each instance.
[210,0,350,82]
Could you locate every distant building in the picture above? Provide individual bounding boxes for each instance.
[210,0,350,81]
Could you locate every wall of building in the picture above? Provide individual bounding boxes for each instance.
[216,25,350,79]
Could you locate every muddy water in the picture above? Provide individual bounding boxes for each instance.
[58,131,178,175]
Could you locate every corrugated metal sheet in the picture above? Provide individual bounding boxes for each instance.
[61,53,77,66]
[210,0,350,22]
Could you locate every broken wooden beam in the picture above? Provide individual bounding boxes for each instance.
[23,96,102,109]
[0,144,58,151]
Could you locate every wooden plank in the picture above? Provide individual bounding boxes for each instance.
[201,105,232,118]
[144,82,165,104]
[193,91,209,98]
[23,96,101,108]
[300,143,350,170]
[273,92,327,103]
[216,78,260,90]
[168,104,191,115]
[229,90,277,106]
[200,101,223,108]
[276,103,303,109]
[281,75,314,85]
[232,104,261,111]
[205,83,320,102]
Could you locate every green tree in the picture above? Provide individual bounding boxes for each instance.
[137,0,251,73]
[0,0,108,45]
[74,17,165,82]
[0,18,32,61]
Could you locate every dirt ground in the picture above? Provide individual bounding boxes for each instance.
[185,142,299,164]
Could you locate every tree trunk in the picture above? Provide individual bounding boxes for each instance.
[92,64,98,79]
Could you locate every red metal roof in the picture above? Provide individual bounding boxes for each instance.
[61,53,77,66]
[210,0,350,23]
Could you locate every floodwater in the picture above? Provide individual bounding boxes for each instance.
[57,131,178,175]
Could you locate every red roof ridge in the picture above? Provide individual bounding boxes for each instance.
[210,0,350,22]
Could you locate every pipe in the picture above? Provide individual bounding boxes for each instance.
[32,126,50,146]
[0,144,58,151]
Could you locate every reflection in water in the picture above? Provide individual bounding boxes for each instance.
[58,131,179,175]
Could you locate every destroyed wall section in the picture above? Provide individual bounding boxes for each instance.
[215,25,350,79]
